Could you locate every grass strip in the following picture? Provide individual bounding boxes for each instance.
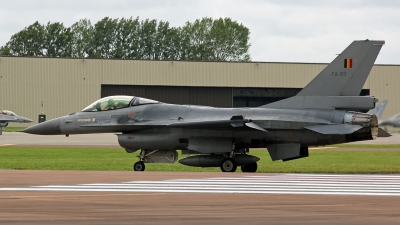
[2,127,24,132]
[1,146,400,173]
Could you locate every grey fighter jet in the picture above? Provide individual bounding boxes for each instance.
[367,99,388,121]
[364,99,400,130]
[0,110,33,135]
[23,40,388,172]
[378,112,400,128]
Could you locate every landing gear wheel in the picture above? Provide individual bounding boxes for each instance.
[133,161,145,171]
[220,158,237,172]
[241,162,257,173]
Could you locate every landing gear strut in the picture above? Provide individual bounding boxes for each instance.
[219,145,258,173]
[220,143,238,172]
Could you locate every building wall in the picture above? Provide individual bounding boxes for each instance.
[101,85,232,107]
[0,56,397,127]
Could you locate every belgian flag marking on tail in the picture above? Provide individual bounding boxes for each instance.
[344,58,352,68]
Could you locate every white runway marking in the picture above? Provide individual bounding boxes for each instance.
[2,174,400,196]
[0,144,15,147]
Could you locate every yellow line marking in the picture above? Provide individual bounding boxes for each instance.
[2,193,165,199]
[0,144,15,147]
[309,147,337,150]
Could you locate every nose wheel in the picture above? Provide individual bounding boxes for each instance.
[133,161,145,171]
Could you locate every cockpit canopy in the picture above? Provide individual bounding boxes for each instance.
[82,95,159,112]
[0,110,17,116]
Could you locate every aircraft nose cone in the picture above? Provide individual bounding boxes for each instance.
[22,118,62,135]
[21,117,33,123]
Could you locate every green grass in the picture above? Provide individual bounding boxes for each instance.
[333,144,400,148]
[2,127,24,132]
[1,146,400,173]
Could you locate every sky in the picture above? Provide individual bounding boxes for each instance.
[1,0,399,64]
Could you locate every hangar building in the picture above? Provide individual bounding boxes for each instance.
[0,56,399,127]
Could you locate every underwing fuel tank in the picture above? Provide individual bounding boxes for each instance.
[179,154,260,167]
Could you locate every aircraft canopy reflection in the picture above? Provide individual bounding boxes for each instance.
[82,96,160,112]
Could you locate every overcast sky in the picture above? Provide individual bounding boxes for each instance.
[1,0,399,64]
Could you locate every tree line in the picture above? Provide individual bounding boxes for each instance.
[0,17,251,61]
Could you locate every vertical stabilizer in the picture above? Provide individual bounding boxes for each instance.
[297,40,384,96]
[367,99,388,120]
[260,40,384,110]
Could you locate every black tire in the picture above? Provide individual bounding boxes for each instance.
[220,158,237,172]
[241,162,257,173]
[133,161,145,171]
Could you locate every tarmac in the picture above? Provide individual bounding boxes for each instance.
[0,132,400,224]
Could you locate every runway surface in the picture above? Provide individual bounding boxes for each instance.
[1,132,400,224]
[1,171,400,225]
[2,173,400,196]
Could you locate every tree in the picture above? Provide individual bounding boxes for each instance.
[1,17,251,61]
[2,21,46,56]
[43,22,73,57]
[70,19,94,58]
[90,17,119,58]
[181,17,251,61]
[209,18,251,61]
[116,17,141,59]
[153,21,181,60]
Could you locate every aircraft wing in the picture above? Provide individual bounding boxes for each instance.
[168,119,267,132]
[79,117,267,132]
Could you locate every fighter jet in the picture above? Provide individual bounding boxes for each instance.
[367,99,388,121]
[23,40,388,172]
[0,110,33,135]
[364,99,400,130]
[378,112,400,128]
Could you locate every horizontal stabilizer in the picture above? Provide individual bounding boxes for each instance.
[305,124,363,134]
[260,96,376,110]
[377,128,391,137]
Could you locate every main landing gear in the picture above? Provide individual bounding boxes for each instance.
[220,158,237,172]
[219,146,258,173]
[219,158,257,173]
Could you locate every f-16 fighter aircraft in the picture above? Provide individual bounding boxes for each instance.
[0,110,33,135]
[367,99,389,121]
[378,112,400,128]
[23,40,387,172]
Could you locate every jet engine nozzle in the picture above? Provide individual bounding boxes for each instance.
[344,112,378,127]
[343,112,378,141]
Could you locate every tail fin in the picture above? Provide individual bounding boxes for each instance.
[261,40,384,110]
[297,40,384,96]
[367,99,388,120]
